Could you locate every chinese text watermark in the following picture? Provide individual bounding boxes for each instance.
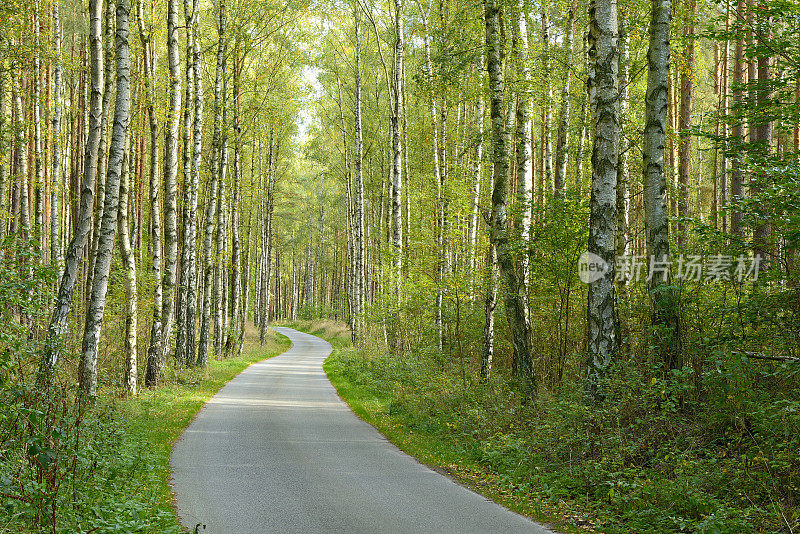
[578,253,762,284]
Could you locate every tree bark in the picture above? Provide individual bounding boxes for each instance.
[160,0,182,368]
[512,0,532,288]
[50,0,63,270]
[391,0,404,313]
[86,0,115,300]
[481,243,497,380]
[351,1,365,346]
[119,136,137,396]
[616,9,629,259]
[643,0,681,374]
[541,4,553,192]
[39,0,105,382]
[752,4,772,262]
[197,0,223,367]
[468,93,483,293]
[213,6,228,356]
[730,0,746,236]
[227,40,242,355]
[485,0,536,394]
[139,0,160,386]
[677,0,695,246]
[0,70,6,263]
[175,0,199,367]
[80,0,131,398]
[34,0,45,259]
[584,0,619,401]
[554,0,576,195]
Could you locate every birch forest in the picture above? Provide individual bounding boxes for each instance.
[1,0,799,530]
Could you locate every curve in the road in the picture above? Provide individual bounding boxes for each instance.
[170,327,554,534]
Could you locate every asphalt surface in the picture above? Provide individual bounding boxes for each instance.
[170,327,554,534]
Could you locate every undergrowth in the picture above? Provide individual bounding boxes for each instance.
[314,324,799,534]
[0,322,289,533]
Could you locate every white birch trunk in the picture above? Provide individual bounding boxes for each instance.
[119,136,137,396]
[554,0,576,194]
[80,0,131,398]
[159,0,182,366]
[485,0,536,394]
[198,3,224,365]
[39,0,105,381]
[50,0,63,270]
[584,0,619,400]
[643,0,681,371]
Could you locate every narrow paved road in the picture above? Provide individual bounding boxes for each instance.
[171,327,553,534]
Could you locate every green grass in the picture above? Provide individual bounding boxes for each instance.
[114,326,291,532]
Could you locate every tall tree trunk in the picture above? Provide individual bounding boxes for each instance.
[513,0,532,288]
[616,9,630,259]
[138,0,161,386]
[13,79,29,245]
[541,3,553,192]
[0,70,6,262]
[214,8,228,356]
[227,40,242,355]
[87,0,115,300]
[554,0,576,195]
[175,0,199,367]
[730,0,746,236]
[720,8,729,234]
[468,92,483,293]
[197,0,224,366]
[584,0,619,401]
[80,0,131,398]
[391,0,404,316]
[712,40,721,230]
[752,4,772,262]
[643,0,681,374]
[39,0,105,382]
[34,0,45,259]
[481,242,497,379]
[159,0,182,367]
[486,0,536,394]
[677,0,695,246]
[575,35,588,188]
[352,1,365,346]
[50,0,63,269]
[119,136,137,396]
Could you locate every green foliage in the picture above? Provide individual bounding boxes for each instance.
[322,322,799,533]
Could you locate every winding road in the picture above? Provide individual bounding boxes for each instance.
[170,327,554,533]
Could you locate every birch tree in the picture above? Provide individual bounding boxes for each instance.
[138,0,162,386]
[39,0,105,382]
[554,0,576,195]
[351,1,365,346]
[485,0,536,394]
[175,0,200,367]
[119,137,137,396]
[50,0,63,270]
[584,0,619,400]
[159,0,182,370]
[80,0,131,398]
[642,0,681,372]
[198,0,225,366]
